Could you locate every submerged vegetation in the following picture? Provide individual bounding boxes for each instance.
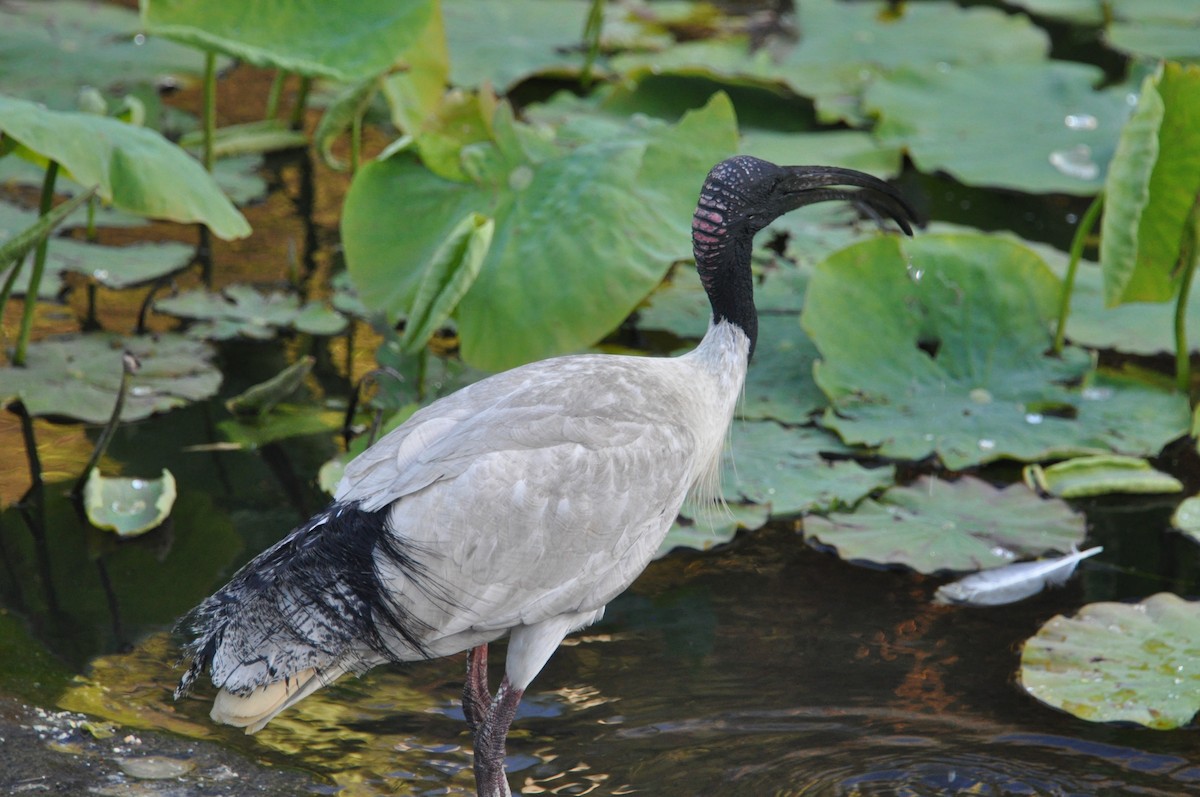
[1,0,1200,788]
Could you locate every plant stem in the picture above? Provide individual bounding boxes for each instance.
[13,161,60,367]
[1053,192,1104,355]
[350,106,363,174]
[202,51,217,172]
[73,352,139,498]
[265,70,287,119]
[289,76,312,130]
[1173,199,1199,395]
[580,0,604,89]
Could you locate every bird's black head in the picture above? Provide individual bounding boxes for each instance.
[692,155,917,359]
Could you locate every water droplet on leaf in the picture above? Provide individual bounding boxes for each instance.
[1048,145,1099,181]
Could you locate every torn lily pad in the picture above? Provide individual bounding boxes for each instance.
[722,420,894,518]
[154,285,347,340]
[1020,592,1200,729]
[1025,455,1184,498]
[83,468,177,538]
[0,334,221,423]
[803,476,1086,574]
[805,234,1192,469]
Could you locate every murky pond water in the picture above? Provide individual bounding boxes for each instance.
[2,40,1199,796]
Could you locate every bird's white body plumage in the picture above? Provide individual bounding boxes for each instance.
[205,319,748,730]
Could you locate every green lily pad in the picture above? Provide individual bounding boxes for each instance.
[0,334,221,423]
[0,0,213,109]
[343,93,737,371]
[721,420,895,518]
[740,129,903,180]
[1100,63,1200,305]
[0,200,194,290]
[83,468,177,538]
[614,0,1049,124]
[154,285,347,340]
[399,212,492,354]
[0,95,249,239]
[805,234,1192,469]
[141,0,437,82]
[1025,455,1185,498]
[442,0,591,90]
[1020,592,1200,729]
[803,476,1086,574]
[660,503,770,559]
[865,61,1132,195]
[741,315,827,424]
[1171,496,1200,541]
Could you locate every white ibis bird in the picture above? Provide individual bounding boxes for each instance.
[174,156,916,797]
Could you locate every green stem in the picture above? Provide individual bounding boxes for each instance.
[265,70,287,119]
[13,161,59,367]
[203,51,217,172]
[72,352,138,497]
[1173,200,1199,395]
[289,76,312,130]
[350,106,363,175]
[1053,192,1104,355]
[580,0,604,89]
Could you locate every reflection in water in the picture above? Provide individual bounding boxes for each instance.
[47,525,1200,796]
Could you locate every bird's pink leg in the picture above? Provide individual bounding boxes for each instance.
[471,675,524,797]
[463,644,492,733]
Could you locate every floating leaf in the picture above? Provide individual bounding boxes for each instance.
[0,334,221,423]
[1100,63,1200,305]
[141,0,437,82]
[721,421,895,518]
[659,503,770,559]
[0,187,96,269]
[1025,455,1185,498]
[803,476,1087,574]
[1020,592,1200,729]
[0,95,249,239]
[82,468,177,538]
[0,200,194,291]
[0,0,213,109]
[865,61,1131,195]
[399,212,493,354]
[935,546,1102,606]
[805,234,1192,469]
[225,356,314,417]
[343,93,737,371]
[1172,496,1200,542]
[443,0,590,90]
[154,285,347,340]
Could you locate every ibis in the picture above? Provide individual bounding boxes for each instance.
[174,155,916,797]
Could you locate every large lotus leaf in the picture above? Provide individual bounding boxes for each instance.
[865,62,1132,195]
[1020,592,1200,729]
[343,94,737,371]
[0,0,211,109]
[140,0,436,82]
[0,334,220,423]
[614,0,1049,124]
[805,234,1192,469]
[721,420,895,518]
[1100,63,1200,305]
[742,315,827,424]
[803,476,1086,574]
[443,0,589,90]
[740,129,903,180]
[0,96,249,239]
[154,285,346,340]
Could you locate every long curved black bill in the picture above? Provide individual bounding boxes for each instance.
[779,166,919,236]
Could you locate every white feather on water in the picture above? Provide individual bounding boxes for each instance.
[934,547,1103,606]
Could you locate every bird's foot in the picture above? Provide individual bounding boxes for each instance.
[471,676,524,797]
[463,644,492,733]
